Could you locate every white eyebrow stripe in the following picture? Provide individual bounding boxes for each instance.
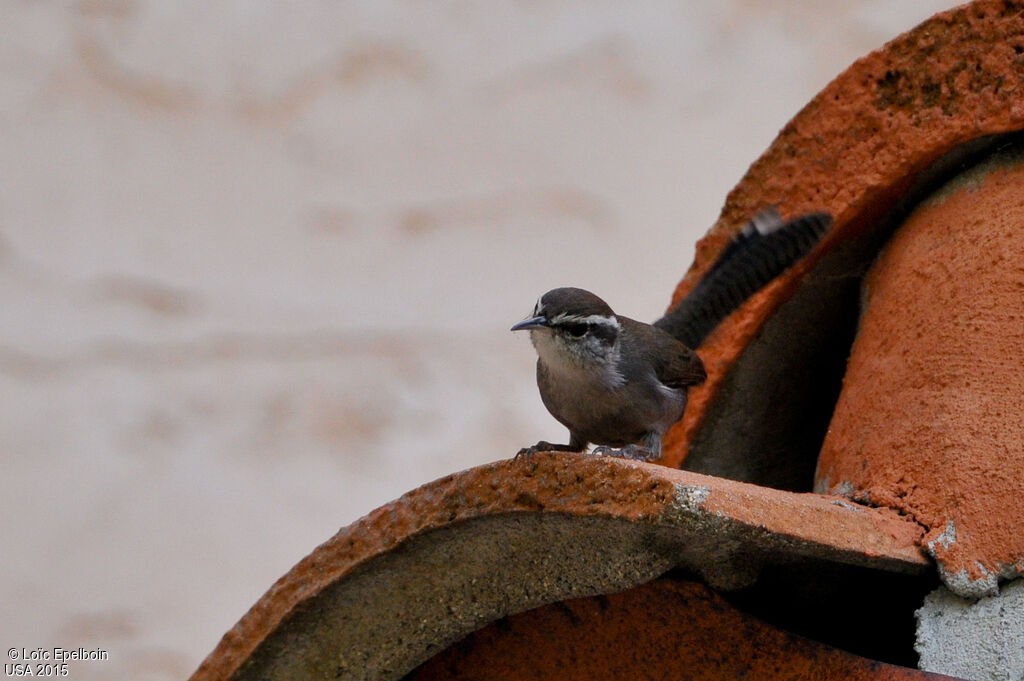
[551,313,620,330]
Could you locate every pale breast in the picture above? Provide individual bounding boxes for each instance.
[536,359,685,447]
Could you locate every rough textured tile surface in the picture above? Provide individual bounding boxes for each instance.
[817,146,1024,597]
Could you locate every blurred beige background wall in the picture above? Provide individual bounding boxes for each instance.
[1,2,954,679]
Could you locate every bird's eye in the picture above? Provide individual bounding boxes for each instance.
[566,323,589,337]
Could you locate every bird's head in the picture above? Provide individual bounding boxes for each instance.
[511,287,621,368]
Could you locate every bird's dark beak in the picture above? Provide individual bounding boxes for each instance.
[510,316,549,332]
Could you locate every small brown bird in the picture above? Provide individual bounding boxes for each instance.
[512,209,831,461]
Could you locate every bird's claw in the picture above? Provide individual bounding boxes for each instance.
[514,441,554,462]
[514,441,584,462]
[514,447,536,463]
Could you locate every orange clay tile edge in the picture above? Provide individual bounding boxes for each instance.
[662,0,1024,469]
[189,454,927,681]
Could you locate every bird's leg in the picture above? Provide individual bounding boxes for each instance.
[616,444,659,461]
[592,434,662,462]
[515,433,587,462]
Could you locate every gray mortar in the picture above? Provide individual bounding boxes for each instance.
[916,579,1024,681]
[673,483,710,510]
[939,564,1000,601]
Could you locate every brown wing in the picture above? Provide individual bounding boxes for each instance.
[653,341,707,390]
[620,317,707,390]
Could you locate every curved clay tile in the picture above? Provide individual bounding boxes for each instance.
[409,579,957,681]
[668,0,1024,472]
[190,456,926,681]
[816,146,1024,598]
[664,0,1024,598]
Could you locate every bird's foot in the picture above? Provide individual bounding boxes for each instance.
[514,441,582,462]
[592,444,659,462]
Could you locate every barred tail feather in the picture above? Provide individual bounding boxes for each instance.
[655,211,832,348]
